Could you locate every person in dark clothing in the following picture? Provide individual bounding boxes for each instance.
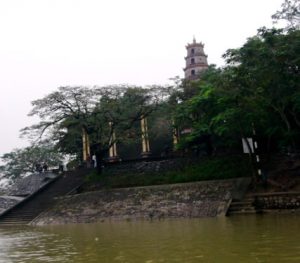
[35,163,40,172]
[58,164,64,174]
[35,163,43,173]
[42,163,48,172]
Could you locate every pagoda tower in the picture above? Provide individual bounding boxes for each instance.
[183,37,208,80]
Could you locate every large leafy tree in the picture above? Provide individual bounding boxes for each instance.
[224,28,300,148]
[174,66,264,155]
[22,85,168,171]
[0,141,64,182]
[21,86,99,140]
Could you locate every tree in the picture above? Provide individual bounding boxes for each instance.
[22,85,169,172]
[272,0,300,30]
[21,86,99,140]
[172,27,300,182]
[174,66,263,155]
[224,28,300,149]
[82,86,164,170]
[0,141,64,182]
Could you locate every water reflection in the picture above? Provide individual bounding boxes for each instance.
[0,214,299,262]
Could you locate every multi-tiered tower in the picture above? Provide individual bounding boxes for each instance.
[184,37,208,80]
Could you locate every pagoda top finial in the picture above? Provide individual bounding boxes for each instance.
[193,35,196,43]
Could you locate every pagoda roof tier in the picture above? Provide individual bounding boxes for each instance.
[183,63,208,71]
[186,75,201,80]
[186,42,204,48]
[185,53,207,59]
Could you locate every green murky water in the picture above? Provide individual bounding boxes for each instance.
[0,215,299,262]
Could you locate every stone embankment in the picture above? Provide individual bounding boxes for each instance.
[32,178,250,225]
[254,192,300,211]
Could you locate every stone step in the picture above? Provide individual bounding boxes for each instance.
[228,210,257,215]
[228,206,255,211]
[0,216,34,220]
[232,201,252,204]
[230,202,255,207]
[0,223,23,226]
[0,222,31,225]
[229,202,254,208]
[0,221,31,224]
[0,170,87,225]
[228,208,256,213]
[227,196,257,215]
[0,216,36,220]
[229,204,254,209]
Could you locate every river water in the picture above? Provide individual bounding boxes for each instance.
[0,214,299,263]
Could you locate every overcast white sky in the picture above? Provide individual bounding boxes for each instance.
[0,0,283,156]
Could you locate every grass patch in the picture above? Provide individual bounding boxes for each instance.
[84,155,252,190]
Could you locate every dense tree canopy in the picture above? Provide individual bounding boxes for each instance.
[172,26,300,179]
[0,141,63,182]
[21,85,169,169]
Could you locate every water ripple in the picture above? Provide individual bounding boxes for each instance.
[0,215,299,263]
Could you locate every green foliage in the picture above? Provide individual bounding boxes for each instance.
[173,27,300,155]
[0,141,64,181]
[22,85,170,161]
[226,28,300,147]
[272,0,300,30]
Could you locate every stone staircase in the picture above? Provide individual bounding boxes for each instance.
[227,196,257,215]
[0,169,88,225]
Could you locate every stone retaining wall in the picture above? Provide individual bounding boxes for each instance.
[104,158,196,176]
[254,192,300,210]
[32,178,250,225]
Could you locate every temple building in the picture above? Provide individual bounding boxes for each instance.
[183,37,208,80]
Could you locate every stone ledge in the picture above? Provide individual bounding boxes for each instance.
[250,191,300,197]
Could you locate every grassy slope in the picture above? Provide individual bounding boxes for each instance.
[84,155,252,190]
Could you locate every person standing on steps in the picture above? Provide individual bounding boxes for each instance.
[35,163,43,173]
[42,163,48,172]
[58,163,64,174]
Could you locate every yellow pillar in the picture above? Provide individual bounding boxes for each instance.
[172,120,179,148]
[141,116,151,157]
[82,128,90,162]
[108,122,118,161]
[82,128,87,161]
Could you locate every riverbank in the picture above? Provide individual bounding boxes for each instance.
[32,178,250,225]
[31,153,300,225]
